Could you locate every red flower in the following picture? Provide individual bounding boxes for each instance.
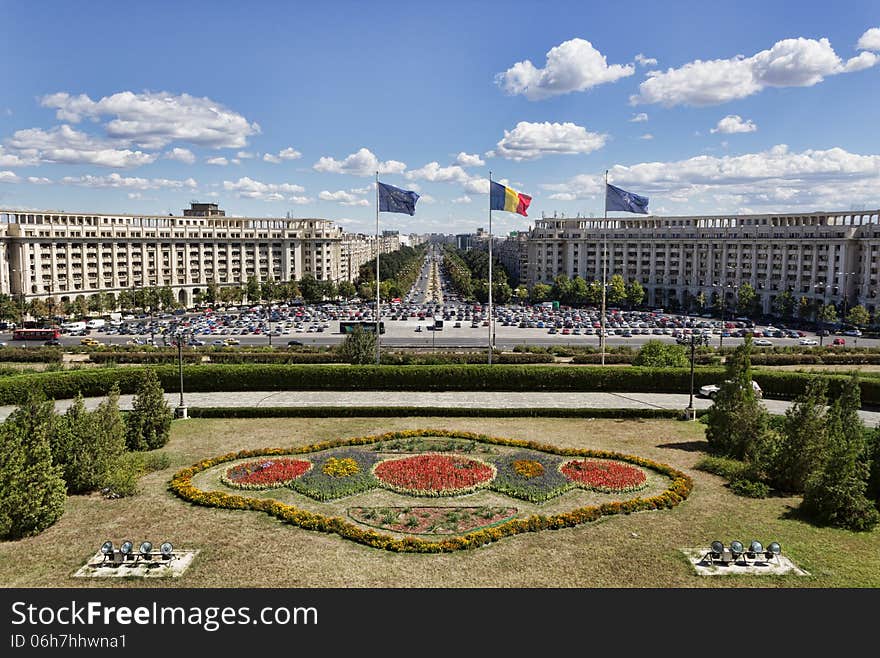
[560,460,647,493]
[224,458,312,488]
[373,454,496,496]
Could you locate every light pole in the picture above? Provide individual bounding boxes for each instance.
[685,333,697,421]
[174,329,188,419]
[836,270,857,322]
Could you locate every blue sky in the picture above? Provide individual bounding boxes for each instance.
[0,0,878,235]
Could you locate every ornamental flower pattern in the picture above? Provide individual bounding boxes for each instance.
[560,459,648,493]
[373,454,497,496]
[221,458,312,490]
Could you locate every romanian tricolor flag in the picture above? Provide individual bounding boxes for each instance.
[490,180,532,216]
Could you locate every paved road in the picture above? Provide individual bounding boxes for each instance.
[2,390,878,425]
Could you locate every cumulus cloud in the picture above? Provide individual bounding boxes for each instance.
[60,173,197,190]
[488,121,607,160]
[496,38,635,100]
[313,147,405,176]
[455,152,485,167]
[278,147,302,160]
[0,145,36,167]
[857,27,880,51]
[40,91,261,149]
[0,170,20,183]
[6,125,157,168]
[26,176,51,184]
[319,189,369,206]
[635,53,658,66]
[630,113,649,122]
[711,115,757,134]
[632,36,878,106]
[165,147,196,163]
[451,195,472,204]
[206,156,229,166]
[237,151,255,159]
[540,144,880,211]
[406,161,470,184]
[263,153,281,164]
[288,195,312,205]
[640,133,654,140]
[223,177,305,201]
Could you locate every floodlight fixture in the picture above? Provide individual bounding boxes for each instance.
[100,540,114,557]
[748,540,763,559]
[120,540,134,560]
[139,541,153,561]
[710,540,724,559]
[160,541,174,560]
[729,540,744,561]
[765,542,782,560]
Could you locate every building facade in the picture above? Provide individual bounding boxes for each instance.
[0,203,353,307]
[526,209,880,316]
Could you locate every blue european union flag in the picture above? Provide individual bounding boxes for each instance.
[378,182,419,216]
[605,183,649,214]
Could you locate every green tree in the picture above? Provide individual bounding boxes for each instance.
[89,385,127,488]
[818,303,838,325]
[515,285,529,303]
[696,291,707,311]
[246,275,261,302]
[73,295,89,318]
[551,275,571,305]
[0,392,66,539]
[530,283,551,304]
[736,283,757,316]
[797,296,813,321]
[204,281,219,305]
[50,394,92,492]
[337,324,377,364]
[337,280,357,299]
[705,336,773,460]
[607,274,627,306]
[846,304,871,330]
[773,289,794,320]
[158,286,175,310]
[772,378,829,493]
[586,280,604,305]
[632,340,688,368]
[866,425,880,509]
[88,293,105,314]
[125,369,173,451]
[104,292,117,312]
[569,276,589,306]
[28,298,49,319]
[626,280,645,309]
[299,275,323,303]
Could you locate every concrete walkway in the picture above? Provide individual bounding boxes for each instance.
[1,391,878,426]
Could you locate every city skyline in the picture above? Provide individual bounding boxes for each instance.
[0,1,878,234]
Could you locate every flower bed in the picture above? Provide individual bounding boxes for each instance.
[560,459,648,493]
[221,458,312,490]
[170,429,692,553]
[291,449,379,501]
[490,452,571,503]
[348,506,517,535]
[372,454,497,497]
[375,437,496,454]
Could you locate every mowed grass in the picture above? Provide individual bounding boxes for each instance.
[1,416,878,588]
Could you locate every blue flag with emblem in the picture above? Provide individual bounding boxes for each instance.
[378,181,419,216]
[605,183,649,214]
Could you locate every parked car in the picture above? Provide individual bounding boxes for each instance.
[80,337,100,347]
[799,338,819,346]
[699,380,762,399]
[753,338,773,346]
[832,337,846,346]
[44,339,62,346]
[287,340,303,347]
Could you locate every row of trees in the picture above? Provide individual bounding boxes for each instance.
[0,370,173,540]
[356,244,427,302]
[705,337,880,531]
[442,247,515,304]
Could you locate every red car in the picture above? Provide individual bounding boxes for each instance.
[832,337,846,346]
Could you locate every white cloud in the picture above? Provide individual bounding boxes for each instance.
[710,115,757,134]
[165,147,196,164]
[0,145,36,167]
[496,38,635,100]
[278,147,302,160]
[41,91,260,149]
[0,171,20,183]
[455,152,485,167]
[263,153,281,164]
[489,121,607,160]
[418,194,436,204]
[640,133,654,140]
[452,195,472,204]
[349,184,373,194]
[406,161,470,184]
[540,144,880,211]
[127,192,143,200]
[26,176,51,184]
[223,177,305,201]
[630,113,649,122]
[313,147,406,176]
[857,27,880,51]
[60,173,197,190]
[635,53,658,66]
[319,189,369,206]
[237,151,255,159]
[288,195,312,205]
[632,36,879,107]
[206,156,229,166]
[6,125,156,168]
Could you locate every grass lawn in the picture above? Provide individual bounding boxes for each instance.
[0,416,877,588]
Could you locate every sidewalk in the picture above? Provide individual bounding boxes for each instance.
[1,391,878,426]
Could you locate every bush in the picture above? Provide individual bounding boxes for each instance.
[336,325,377,365]
[0,347,63,363]
[695,455,752,481]
[0,392,66,539]
[125,369,173,451]
[633,340,689,368]
[729,478,770,498]
[102,450,171,498]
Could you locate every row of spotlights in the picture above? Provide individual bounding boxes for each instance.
[709,540,781,561]
[100,540,173,560]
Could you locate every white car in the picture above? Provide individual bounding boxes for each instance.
[699,380,763,399]
[799,338,819,346]
[753,338,773,346]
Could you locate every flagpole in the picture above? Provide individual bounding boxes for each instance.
[488,171,493,365]
[601,169,608,367]
[375,171,381,365]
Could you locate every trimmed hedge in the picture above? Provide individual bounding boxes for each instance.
[0,347,63,363]
[1,363,878,406]
[185,406,688,419]
[88,351,203,364]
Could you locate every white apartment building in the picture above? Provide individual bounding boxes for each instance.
[0,203,349,307]
[527,209,880,316]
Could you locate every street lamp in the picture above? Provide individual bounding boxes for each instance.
[835,270,858,321]
[685,333,698,421]
[173,329,188,419]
